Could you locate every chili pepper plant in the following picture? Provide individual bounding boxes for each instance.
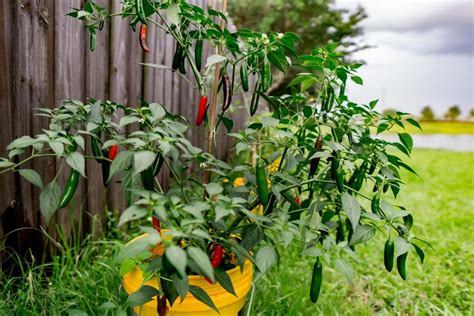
[0,0,427,312]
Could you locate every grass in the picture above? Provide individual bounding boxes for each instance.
[1,149,473,315]
[251,149,474,315]
[0,231,129,315]
[392,120,474,135]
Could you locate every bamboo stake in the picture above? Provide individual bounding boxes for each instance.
[205,0,228,183]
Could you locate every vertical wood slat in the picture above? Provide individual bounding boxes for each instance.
[0,0,246,267]
[85,0,111,237]
[107,0,144,210]
[54,0,87,239]
[0,1,16,268]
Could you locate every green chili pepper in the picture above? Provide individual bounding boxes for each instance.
[240,62,249,92]
[136,0,146,24]
[397,252,408,280]
[101,161,110,187]
[384,237,395,272]
[178,49,186,74]
[59,169,80,208]
[141,168,155,191]
[330,155,339,181]
[336,222,344,242]
[91,136,102,162]
[309,259,323,303]
[368,159,377,174]
[371,195,380,214]
[172,44,183,72]
[130,15,140,32]
[261,59,272,91]
[153,154,164,176]
[336,171,344,193]
[141,155,164,191]
[326,86,335,112]
[195,38,203,72]
[256,160,269,206]
[249,82,261,116]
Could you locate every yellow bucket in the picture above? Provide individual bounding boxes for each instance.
[123,235,253,316]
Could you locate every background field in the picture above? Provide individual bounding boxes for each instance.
[393,121,474,135]
[1,149,473,315]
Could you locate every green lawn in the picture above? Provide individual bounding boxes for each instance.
[392,121,474,135]
[251,149,474,315]
[1,149,473,315]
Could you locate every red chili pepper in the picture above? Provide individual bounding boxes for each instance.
[109,144,118,161]
[152,216,161,234]
[211,244,224,268]
[139,24,151,53]
[195,95,208,126]
[295,196,300,206]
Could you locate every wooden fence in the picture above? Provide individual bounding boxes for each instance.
[0,0,249,268]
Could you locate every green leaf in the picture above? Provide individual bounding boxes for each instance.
[395,237,411,256]
[256,245,277,274]
[18,169,43,188]
[149,103,166,121]
[334,259,353,284]
[189,285,218,313]
[109,151,133,181]
[127,285,159,307]
[133,151,156,175]
[170,273,189,301]
[119,258,137,276]
[205,54,227,68]
[341,192,361,230]
[48,141,64,156]
[65,152,86,177]
[187,247,214,281]
[349,225,375,245]
[214,268,236,296]
[350,75,363,85]
[369,99,379,109]
[115,233,160,263]
[236,142,249,155]
[166,246,187,278]
[398,133,413,152]
[261,116,279,127]
[118,205,148,226]
[406,118,422,130]
[118,116,140,128]
[205,183,223,197]
[40,180,61,224]
[221,116,234,132]
[241,224,264,251]
[411,243,425,264]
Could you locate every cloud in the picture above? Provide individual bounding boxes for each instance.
[344,0,474,55]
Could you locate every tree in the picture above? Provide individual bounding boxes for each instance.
[229,0,368,56]
[420,106,435,121]
[469,108,474,119]
[444,105,461,121]
[228,0,368,93]
[382,108,397,118]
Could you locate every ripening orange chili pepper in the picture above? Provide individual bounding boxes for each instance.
[196,95,208,126]
[139,24,150,53]
[109,144,118,161]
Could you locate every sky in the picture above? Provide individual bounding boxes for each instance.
[336,0,474,118]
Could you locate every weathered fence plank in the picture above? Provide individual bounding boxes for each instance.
[0,0,249,268]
